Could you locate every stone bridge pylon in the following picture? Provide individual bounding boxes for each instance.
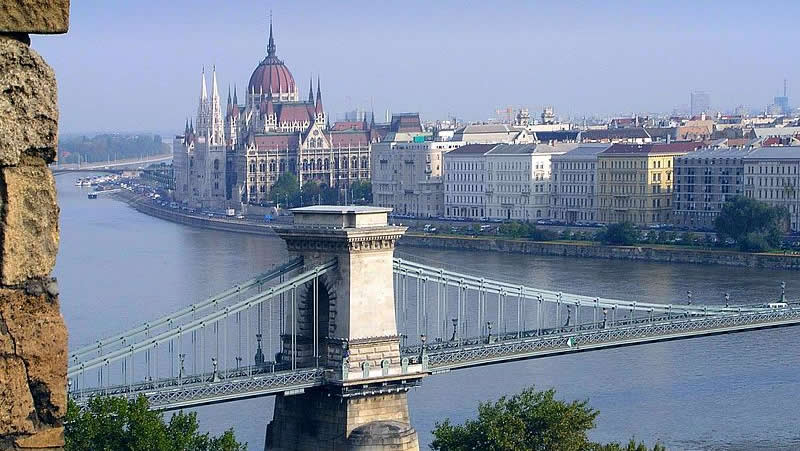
[265,206,422,451]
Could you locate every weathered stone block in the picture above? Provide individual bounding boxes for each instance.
[0,289,67,425]
[0,162,60,285]
[0,36,59,166]
[0,355,35,435]
[0,1,70,34]
[14,426,64,449]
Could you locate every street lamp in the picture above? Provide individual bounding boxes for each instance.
[781,281,786,303]
[725,293,730,308]
[486,321,493,343]
[687,290,692,305]
[450,318,458,341]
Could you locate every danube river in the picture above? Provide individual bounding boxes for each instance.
[55,174,800,450]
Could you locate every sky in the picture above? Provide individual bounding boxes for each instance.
[32,0,800,134]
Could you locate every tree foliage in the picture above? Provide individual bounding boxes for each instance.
[431,386,663,451]
[714,196,789,252]
[350,179,373,204]
[65,396,246,451]
[268,172,300,207]
[598,222,638,246]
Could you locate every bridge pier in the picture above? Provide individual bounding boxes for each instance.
[266,206,420,451]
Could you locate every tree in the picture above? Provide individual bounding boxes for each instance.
[598,222,638,246]
[65,396,246,451]
[714,196,789,252]
[431,386,664,451]
[349,180,373,204]
[268,172,299,207]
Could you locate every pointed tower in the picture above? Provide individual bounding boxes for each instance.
[267,15,276,58]
[315,77,324,124]
[208,66,225,145]
[308,76,314,103]
[196,67,211,137]
[233,86,238,106]
[226,86,233,116]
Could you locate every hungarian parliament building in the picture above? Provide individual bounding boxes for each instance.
[172,23,416,209]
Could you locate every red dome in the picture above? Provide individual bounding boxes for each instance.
[248,55,296,96]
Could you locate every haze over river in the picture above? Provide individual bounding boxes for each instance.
[56,174,800,450]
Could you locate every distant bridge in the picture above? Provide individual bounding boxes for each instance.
[51,154,172,175]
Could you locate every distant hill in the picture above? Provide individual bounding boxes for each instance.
[57,133,169,164]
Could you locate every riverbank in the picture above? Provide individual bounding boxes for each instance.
[113,191,800,270]
[400,234,800,270]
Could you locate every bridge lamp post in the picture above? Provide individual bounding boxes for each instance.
[781,281,786,302]
[725,293,730,308]
[235,356,242,370]
[687,290,692,305]
[450,318,458,341]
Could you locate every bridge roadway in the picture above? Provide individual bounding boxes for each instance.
[51,153,172,174]
[70,306,800,410]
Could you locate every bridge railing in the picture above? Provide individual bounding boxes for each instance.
[70,257,304,365]
[408,306,800,371]
[68,259,337,403]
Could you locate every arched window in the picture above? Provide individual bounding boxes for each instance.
[317,158,323,171]
[317,138,323,148]
[303,159,308,171]
[310,159,315,170]
[324,158,330,170]
[279,159,286,172]
[361,157,368,169]
[213,159,220,171]
[342,157,348,169]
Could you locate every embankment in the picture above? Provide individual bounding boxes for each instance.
[400,234,800,270]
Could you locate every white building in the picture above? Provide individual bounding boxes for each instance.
[485,144,571,221]
[743,146,800,231]
[550,144,612,223]
[371,136,463,218]
[443,143,572,221]
[443,144,494,219]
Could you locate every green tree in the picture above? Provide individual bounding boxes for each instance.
[431,387,664,451]
[268,172,300,207]
[598,222,639,246]
[65,397,246,451]
[714,196,789,252]
[350,180,373,204]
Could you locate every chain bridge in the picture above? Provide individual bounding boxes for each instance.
[67,206,800,450]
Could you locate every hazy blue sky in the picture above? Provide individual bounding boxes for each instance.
[33,0,800,134]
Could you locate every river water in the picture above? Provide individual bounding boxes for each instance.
[55,174,800,450]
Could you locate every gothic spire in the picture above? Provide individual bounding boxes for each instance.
[267,13,276,57]
[315,76,323,114]
[200,66,208,100]
[233,86,238,105]
[308,75,314,103]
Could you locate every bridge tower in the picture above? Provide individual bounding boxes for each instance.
[266,206,422,451]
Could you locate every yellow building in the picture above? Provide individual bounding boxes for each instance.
[597,143,698,226]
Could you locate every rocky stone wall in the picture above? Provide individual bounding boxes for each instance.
[0,2,70,449]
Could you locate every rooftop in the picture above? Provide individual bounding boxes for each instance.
[743,146,800,160]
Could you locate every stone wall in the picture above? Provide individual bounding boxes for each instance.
[400,234,800,271]
[0,2,70,449]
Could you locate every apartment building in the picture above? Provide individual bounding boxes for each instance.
[484,144,569,221]
[443,144,494,219]
[371,136,464,217]
[743,146,800,231]
[673,147,751,230]
[550,144,611,223]
[597,143,698,226]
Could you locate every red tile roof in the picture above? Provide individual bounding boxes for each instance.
[276,103,314,123]
[253,134,299,150]
[330,131,371,148]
